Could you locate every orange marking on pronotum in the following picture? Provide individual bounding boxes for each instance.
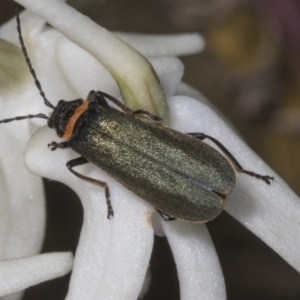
[63,101,89,139]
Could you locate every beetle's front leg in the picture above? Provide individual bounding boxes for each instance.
[67,156,114,219]
[48,141,70,151]
[132,109,163,122]
[94,91,162,122]
[187,132,274,185]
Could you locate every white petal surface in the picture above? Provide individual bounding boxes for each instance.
[56,37,184,99]
[176,82,210,105]
[24,127,154,300]
[0,15,49,300]
[148,57,184,97]
[0,252,73,297]
[169,95,300,272]
[0,10,45,44]
[0,124,44,259]
[0,10,79,119]
[162,221,225,300]
[115,33,205,57]
[56,36,119,99]
[16,0,169,122]
[0,91,44,300]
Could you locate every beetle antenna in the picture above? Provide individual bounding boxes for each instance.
[16,7,55,109]
[0,114,49,124]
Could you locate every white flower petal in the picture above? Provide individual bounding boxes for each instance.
[176,82,237,132]
[0,39,29,91]
[0,10,45,44]
[0,10,79,121]
[0,252,73,297]
[24,127,154,300]
[138,266,151,299]
[115,33,205,57]
[162,221,225,300]
[0,94,45,300]
[148,56,184,97]
[176,82,210,105]
[0,23,46,282]
[7,2,295,300]
[0,127,45,258]
[169,95,300,272]
[56,36,119,99]
[15,0,169,123]
[57,36,184,100]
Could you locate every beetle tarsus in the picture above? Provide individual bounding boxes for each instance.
[48,141,69,151]
[107,206,114,219]
[243,171,274,185]
[48,141,59,151]
[105,186,114,219]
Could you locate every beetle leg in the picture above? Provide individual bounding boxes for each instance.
[94,91,133,115]
[132,109,163,122]
[48,141,70,151]
[95,91,162,122]
[156,209,176,221]
[187,132,274,185]
[66,156,114,219]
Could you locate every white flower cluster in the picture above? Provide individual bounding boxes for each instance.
[0,0,299,299]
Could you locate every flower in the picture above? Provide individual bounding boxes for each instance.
[0,17,74,299]
[1,0,300,299]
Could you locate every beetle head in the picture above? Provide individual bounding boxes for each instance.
[48,99,84,137]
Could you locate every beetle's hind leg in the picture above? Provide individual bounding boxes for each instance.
[187,132,274,185]
[156,209,176,221]
[66,156,114,219]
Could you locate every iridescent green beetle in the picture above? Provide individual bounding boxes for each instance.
[0,11,273,222]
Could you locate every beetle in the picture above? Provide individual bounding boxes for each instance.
[0,10,273,222]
